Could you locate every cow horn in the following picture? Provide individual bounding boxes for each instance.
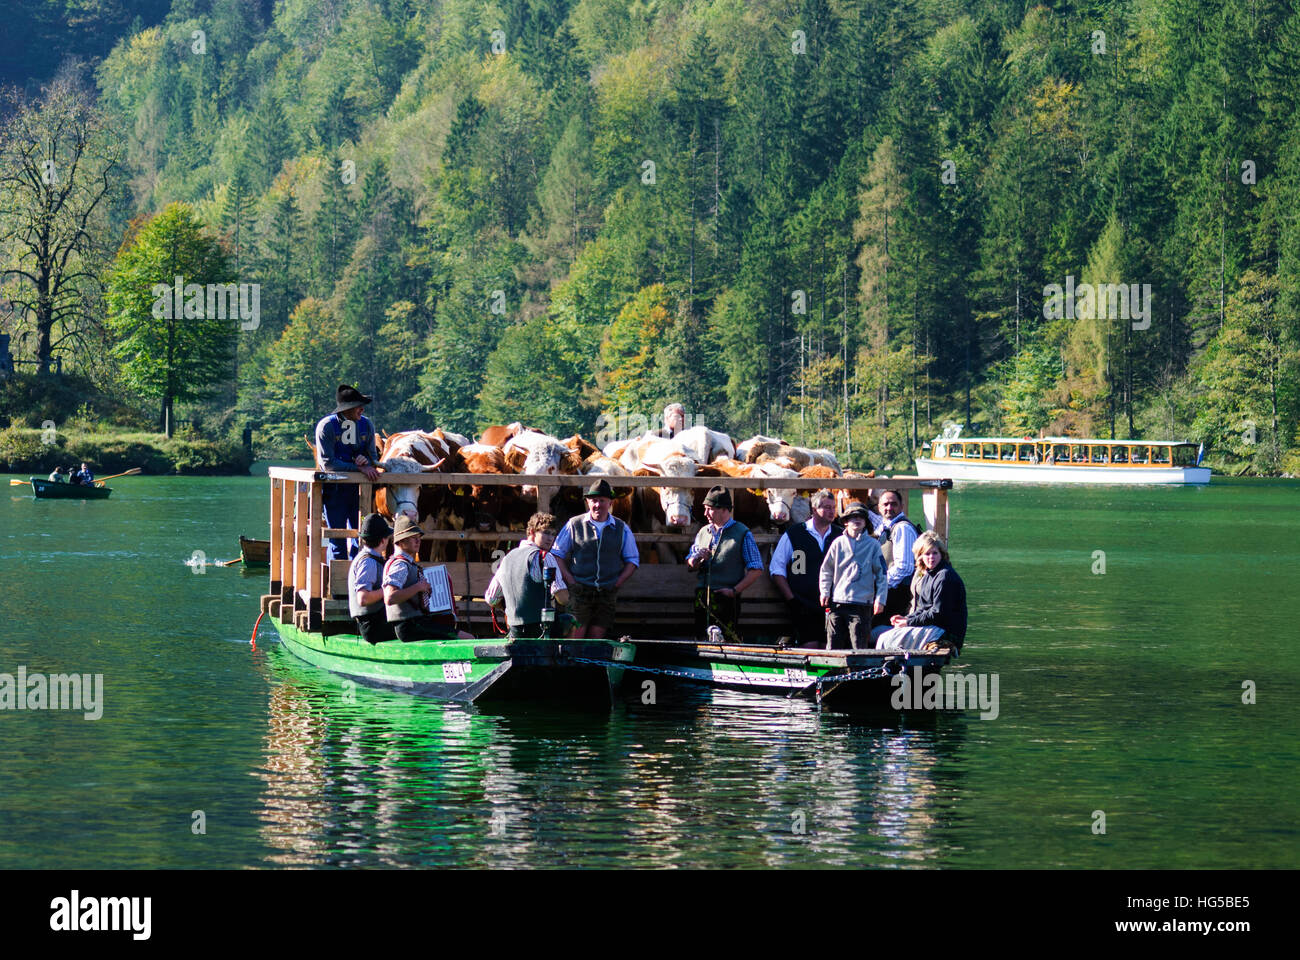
[420,457,446,473]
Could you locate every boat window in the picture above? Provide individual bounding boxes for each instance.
[1132,447,1148,464]
[950,443,964,458]
[1113,446,1129,464]
[1151,447,1170,464]
[1172,445,1194,466]
[1089,445,1109,464]
[1049,445,1066,463]
[934,442,947,458]
[981,443,996,460]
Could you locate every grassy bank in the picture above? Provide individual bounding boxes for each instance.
[0,426,251,476]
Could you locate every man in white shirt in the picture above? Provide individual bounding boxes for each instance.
[873,489,919,627]
[770,490,842,648]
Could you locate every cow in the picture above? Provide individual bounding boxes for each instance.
[562,434,601,463]
[502,430,584,496]
[449,443,531,533]
[833,470,878,518]
[707,458,804,530]
[735,435,787,462]
[744,439,842,473]
[618,426,733,474]
[374,429,460,521]
[479,422,525,447]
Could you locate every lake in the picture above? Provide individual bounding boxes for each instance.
[1,467,1296,868]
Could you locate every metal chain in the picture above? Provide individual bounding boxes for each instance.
[566,656,896,691]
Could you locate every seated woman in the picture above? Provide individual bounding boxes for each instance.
[871,532,967,653]
[47,466,67,483]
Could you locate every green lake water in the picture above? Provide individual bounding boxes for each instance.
[1,466,1296,868]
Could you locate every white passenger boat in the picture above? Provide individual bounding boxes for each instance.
[915,435,1210,484]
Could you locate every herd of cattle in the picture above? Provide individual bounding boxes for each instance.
[353,422,874,559]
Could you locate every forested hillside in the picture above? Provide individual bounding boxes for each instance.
[2,0,1299,474]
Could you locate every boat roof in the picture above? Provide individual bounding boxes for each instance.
[933,436,1198,447]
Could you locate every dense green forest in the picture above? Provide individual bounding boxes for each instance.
[2,0,1299,474]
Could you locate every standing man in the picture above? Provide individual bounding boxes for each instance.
[686,486,764,643]
[349,513,395,644]
[648,402,686,439]
[873,489,919,627]
[770,490,842,648]
[315,383,381,561]
[552,479,639,639]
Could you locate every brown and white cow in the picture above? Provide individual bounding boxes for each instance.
[502,430,583,496]
[617,426,733,474]
[479,422,525,447]
[708,458,804,529]
[374,429,460,521]
[744,438,842,473]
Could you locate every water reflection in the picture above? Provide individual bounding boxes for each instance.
[256,643,966,868]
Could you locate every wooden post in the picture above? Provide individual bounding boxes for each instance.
[270,477,282,594]
[359,481,373,518]
[536,480,553,515]
[280,477,294,603]
[294,480,309,605]
[308,480,324,624]
[922,487,949,541]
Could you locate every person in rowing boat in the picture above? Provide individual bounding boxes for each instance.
[47,465,67,483]
[74,462,95,485]
[818,501,887,650]
[485,512,575,638]
[686,486,764,644]
[553,479,639,639]
[383,515,474,641]
[349,513,396,644]
[872,532,967,653]
[871,489,919,629]
[315,383,382,562]
[770,490,842,648]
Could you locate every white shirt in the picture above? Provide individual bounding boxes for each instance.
[769,519,839,578]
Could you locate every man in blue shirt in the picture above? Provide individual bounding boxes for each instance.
[73,462,94,485]
[552,479,639,639]
[314,384,382,561]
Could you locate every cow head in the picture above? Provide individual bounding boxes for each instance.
[376,455,445,519]
[748,464,801,525]
[651,454,698,527]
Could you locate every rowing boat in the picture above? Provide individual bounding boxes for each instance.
[30,477,112,499]
[239,535,270,566]
[625,638,955,712]
[270,617,634,707]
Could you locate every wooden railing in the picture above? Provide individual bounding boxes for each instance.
[263,466,952,634]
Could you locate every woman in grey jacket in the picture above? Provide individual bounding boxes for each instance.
[817,502,888,649]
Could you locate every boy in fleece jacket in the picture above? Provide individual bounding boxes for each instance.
[818,501,888,649]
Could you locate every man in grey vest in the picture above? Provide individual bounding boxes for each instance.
[770,490,842,648]
[485,512,575,638]
[349,513,395,643]
[686,486,764,643]
[383,515,473,641]
[552,479,639,639]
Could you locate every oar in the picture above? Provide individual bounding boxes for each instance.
[216,557,243,567]
[9,478,32,486]
[93,467,142,486]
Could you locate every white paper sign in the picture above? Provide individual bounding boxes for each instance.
[422,565,453,614]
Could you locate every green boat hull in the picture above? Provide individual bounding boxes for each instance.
[271,619,633,707]
[628,640,954,711]
[30,477,111,499]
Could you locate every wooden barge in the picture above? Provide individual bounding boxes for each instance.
[259,467,956,711]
